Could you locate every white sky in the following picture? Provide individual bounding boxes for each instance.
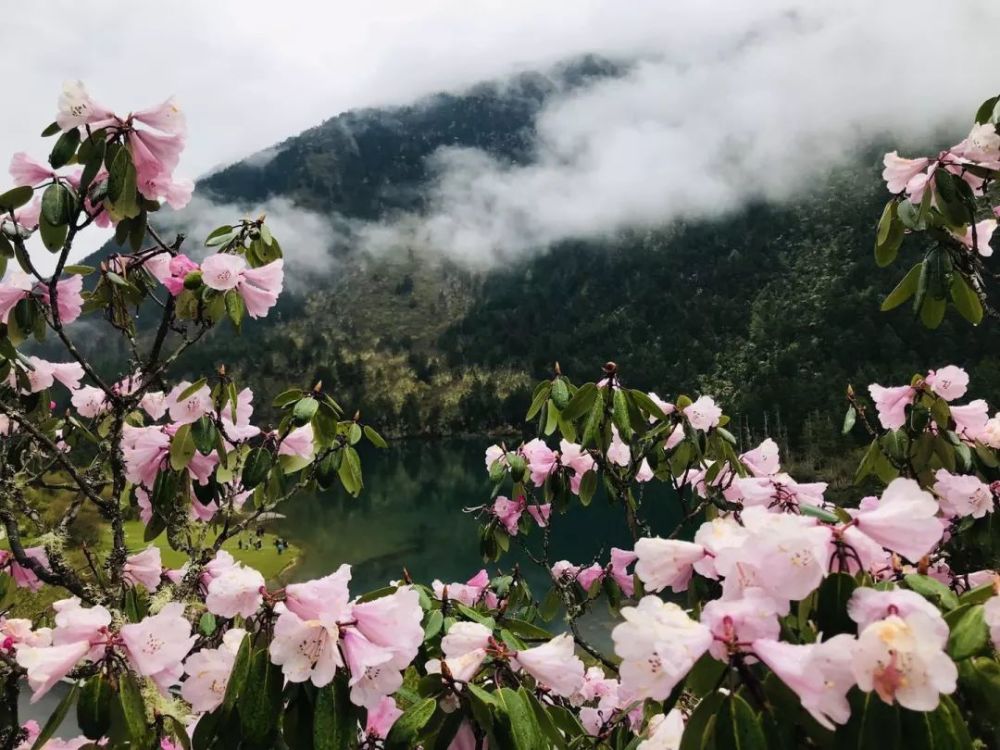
[3,1,999,270]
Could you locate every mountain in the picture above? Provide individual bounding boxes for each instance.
[85,56,1000,455]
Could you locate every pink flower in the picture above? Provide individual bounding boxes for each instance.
[576,563,606,592]
[732,473,827,511]
[1,547,50,592]
[700,588,782,661]
[646,392,675,420]
[683,396,721,431]
[205,564,265,618]
[0,272,32,323]
[933,469,993,519]
[638,710,685,750]
[16,641,92,702]
[752,635,855,730]
[124,546,162,590]
[559,440,596,494]
[951,399,990,440]
[13,357,85,394]
[867,383,916,430]
[852,612,957,711]
[166,380,213,425]
[201,254,284,319]
[181,628,245,713]
[609,547,638,596]
[853,478,944,562]
[527,503,551,527]
[484,444,505,470]
[365,696,403,740]
[71,386,107,419]
[9,152,56,187]
[278,423,315,461]
[122,424,171,487]
[426,621,491,684]
[741,438,780,477]
[146,253,199,296]
[985,596,1000,650]
[634,538,705,593]
[950,220,996,257]
[882,151,931,196]
[608,426,631,467]
[612,596,712,702]
[347,588,424,706]
[847,587,949,638]
[121,602,196,691]
[133,96,187,136]
[33,274,84,325]
[140,391,168,421]
[221,387,260,442]
[924,365,970,402]
[56,81,115,131]
[492,496,523,535]
[432,569,490,606]
[516,633,585,697]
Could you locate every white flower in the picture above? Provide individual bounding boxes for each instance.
[612,596,711,701]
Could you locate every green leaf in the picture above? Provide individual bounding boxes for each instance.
[32,681,80,750]
[905,573,959,610]
[711,693,767,750]
[364,424,388,448]
[875,200,904,267]
[223,632,251,711]
[612,387,633,440]
[975,95,1000,124]
[947,604,989,660]
[494,687,546,750]
[550,377,570,410]
[116,672,152,748]
[177,378,208,401]
[170,423,196,470]
[199,612,217,636]
[881,263,922,311]
[313,673,355,750]
[242,447,273,489]
[225,289,245,330]
[679,690,725,750]
[205,224,236,247]
[562,382,598,421]
[920,295,946,329]
[41,122,61,137]
[0,185,33,212]
[293,396,319,425]
[41,183,74,226]
[337,445,363,495]
[526,382,552,420]
[38,215,69,252]
[191,415,218,455]
[838,690,901,749]
[384,696,437,749]
[578,469,598,506]
[240,646,284,744]
[950,273,983,326]
[77,674,113,740]
[49,127,80,169]
[934,171,972,227]
[815,572,859,636]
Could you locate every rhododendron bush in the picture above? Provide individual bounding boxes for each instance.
[2,85,1000,750]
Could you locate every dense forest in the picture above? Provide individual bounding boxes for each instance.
[79,56,1000,455]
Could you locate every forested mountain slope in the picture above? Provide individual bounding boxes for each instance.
[85,57,1000,447]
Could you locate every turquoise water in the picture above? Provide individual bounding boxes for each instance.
[277,438,683,595]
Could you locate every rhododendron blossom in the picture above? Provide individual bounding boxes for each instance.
[200,254,284,318]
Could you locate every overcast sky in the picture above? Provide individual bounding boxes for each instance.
[4,1,1000,270]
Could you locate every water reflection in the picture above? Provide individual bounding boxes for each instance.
[279,437,684,602]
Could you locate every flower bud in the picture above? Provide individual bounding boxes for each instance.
[183,270,203,289]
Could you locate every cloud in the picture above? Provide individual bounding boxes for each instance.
[350,1,1000,266]
[152,196,341,290]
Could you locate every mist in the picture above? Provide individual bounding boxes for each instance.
[350,1,1000,267]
